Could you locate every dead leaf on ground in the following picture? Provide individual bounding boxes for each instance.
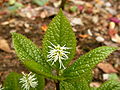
[111,34,120,43]
[19,5,39,20]
[79,34,89,38]
[108,29,120,43]
[104,41,119,47]
[90,82,101,87]
[97,63,118,73]
[71,18,84,26]
[41,24,48,32]
[0,37,12,53]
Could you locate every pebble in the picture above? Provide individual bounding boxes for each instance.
[25,29,30,33]
[92,15,99,23]
[10,29,17,33]
[40,10,48,19]
[24,23,30,28]
[71,18,84,26]
[106,8,117,15]
[90,82,101,87]
[85,3,93,8]
[109,22,115,29]
[9,24,15,27]
[103,74,109,80]
[87,29,93,36]
[105,2,111,7]
[72,28,77,32]
[96,36,105,42]
[53,0,61,8]
[1,21,9,25]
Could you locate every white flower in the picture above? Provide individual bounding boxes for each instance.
[19,72,38,90]
[47,42,70,69]
[0,84,4,90]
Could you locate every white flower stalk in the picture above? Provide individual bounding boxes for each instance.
[47,42,70,69]
[0,84,4,90]
[19,72,38,90]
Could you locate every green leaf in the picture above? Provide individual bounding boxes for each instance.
[3,72,22,90]
[90,87,97,90]
[8,2,23,12]
[70,6,78,12]
[62,46,117,79]
[42,9,76,69]
[32,0,48,6]
[60,79,89,90]
[97,80,120,90]
[108,73,119,80]
[11,32,51,71]
[4,72,45,90]
[35,75,45,90]
[12,33,66,80]
[27,74,45,90]
[14,2,24,8]
[23,60,66,81]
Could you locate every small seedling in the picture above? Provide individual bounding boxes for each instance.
[1,9,120,90]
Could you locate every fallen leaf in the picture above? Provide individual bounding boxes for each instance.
[71,18,84,26]
[86,8,93,14]
[41,24,48,32]
[40,10,48,19]
[70,0,85,5]
[106,7,117,15]
[108,29,120,43]
[1,19,16,25]
[105,2,112,7]
[97,63,118,73]
[32,0,48,6]
[0,11,7,15]
[19,5,39,20]
[1,21,9,25]
[87,29,93,36]
[78,5,84,11]
[109,22,115,29]
[69,6,78,12]
[79,34,89,38]
[90,82,101,87]
[0,38,12,53]
[109,17,120,23]
[111,34,120,43]
[108,29,117,37]
[9,0,16,5]
[104,41,119,47]
[96,36,105,42]
[53,0,61,8]
[92,15,99,23]
[85,3,93,8]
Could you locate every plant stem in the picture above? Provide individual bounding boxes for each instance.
[56,69,60,90]
[56,81,60,90]
[60,0,67,9]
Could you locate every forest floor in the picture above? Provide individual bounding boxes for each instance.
[0,0,120,89]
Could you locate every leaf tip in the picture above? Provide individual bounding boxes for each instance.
[11,32,17,38]
[58,8,64,15]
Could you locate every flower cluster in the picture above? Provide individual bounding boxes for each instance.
[19,72,38,90]
[47,42,70,69]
